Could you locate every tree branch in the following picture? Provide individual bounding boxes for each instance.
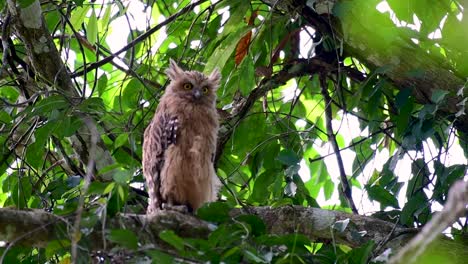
[263,0,468,134]
[0,206,415,253]
[6,0,115,180]
[319,73,358,214]
[70,0,209,78]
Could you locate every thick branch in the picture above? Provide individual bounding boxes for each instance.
[0,206,414,253]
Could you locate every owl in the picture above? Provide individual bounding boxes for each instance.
[143,59,221,214]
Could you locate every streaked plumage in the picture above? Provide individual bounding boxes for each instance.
[143,59,221,214]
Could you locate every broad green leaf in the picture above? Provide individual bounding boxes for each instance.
[277,149,300,166]
[365,184,399,209]
[323,179,335,200]
[205,27,251,73]
[45,240,71,259]
[197,201,230,223]
[99,5,112,32]
[159,230,185,252]
[87,10,98,45]
[107,229,138,249]
[70,6,90,32]
[146,250,174,264]
[112,170,132,184]
[11,178,32,209]
[114,133,128,149]
[33,95,69,115]
[88,182,114,195]
[346,240,374,264]
[235,214,266,237]
[401,194,429,226]
[250,170,277,203]
[238,55,255,96]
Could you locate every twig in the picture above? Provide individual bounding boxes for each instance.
[71,0,209,78]
[71,117,99,263]
[319,73,358,214]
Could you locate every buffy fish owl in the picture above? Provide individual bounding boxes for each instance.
[143,59,221,214]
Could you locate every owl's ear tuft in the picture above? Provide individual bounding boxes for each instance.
[166,59,184,81]
[208,68,221,88]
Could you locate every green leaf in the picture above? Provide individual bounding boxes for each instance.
[45,240,71,259]
[235,214,266,237]
[11,178,32,209]
[107,229,138,249]
[88,182,114,195]
[97,74,108,96]
[277,149,300,166]
[112,170,132,184]
[146,250,174,264]
[18,0,35,8]
[395,88,413,109]
[114,133,128,149]
[365,184,399,209]
[0,86,19,101]
[122,79,143,110]
[323,179,335,200]
[205,26,251,73]
[238,55,255,96]
[197,201,230,223]
[243,250,267,263]
[100,5,112,32]
[87,9,98,45]
[159,230,185,252]
[33,95,69,115]
[72,0,84,6]
[0,111,12,124]
[70,6,90,32]
[250,170,277,203]
[401,194,429,226]
[346,240,374,264]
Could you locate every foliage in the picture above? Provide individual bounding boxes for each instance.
[0,0,467,263]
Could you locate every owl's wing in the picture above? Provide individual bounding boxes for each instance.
[143,108,178,213]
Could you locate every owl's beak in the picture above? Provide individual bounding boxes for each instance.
[192,89,202,99]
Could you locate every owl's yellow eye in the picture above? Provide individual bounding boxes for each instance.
[202,86,209,94]
[183,83,193,90]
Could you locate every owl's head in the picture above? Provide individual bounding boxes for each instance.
[165,59,221,104]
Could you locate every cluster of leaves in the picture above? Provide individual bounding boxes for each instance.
[0,0,467,263]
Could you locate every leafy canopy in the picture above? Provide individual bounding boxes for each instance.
[0,0,467,263]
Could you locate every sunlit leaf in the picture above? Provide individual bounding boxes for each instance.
[87,9,98,45]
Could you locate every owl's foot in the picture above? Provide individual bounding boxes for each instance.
[162,203,193,214]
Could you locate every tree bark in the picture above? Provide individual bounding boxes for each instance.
[0,206,414,252]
